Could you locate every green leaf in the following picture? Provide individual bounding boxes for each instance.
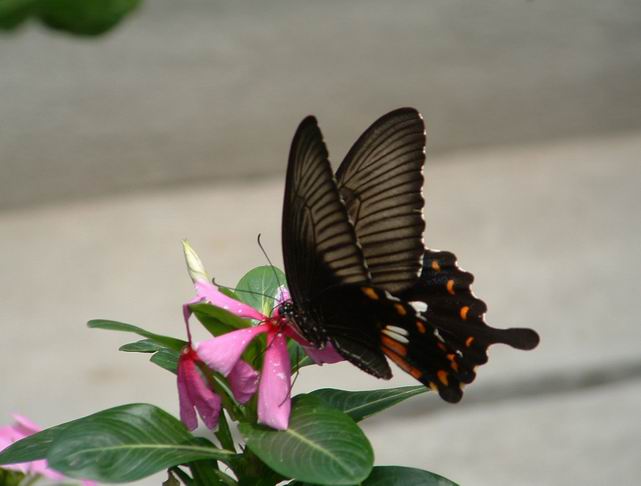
[150,348,180,374]
[288,465,459,486]
[119,338,163,353]
[0,0,37,30]
[45,403,235,482]
[239,395,373,485]
[38,0,142,36]
[169,467,194,485]
[234,447,285,486]
[362,466,459,485]
[0,420,73,465]
[0,0,141,35]
[309,386,426,422]
[0,467,26,486]
[189,302,262,366]
[191,302,251,335]
[235,266,286,316]
[217,285,239,300]
[288,340,313,372]
[88,319,186,351]
[215,411,235,452]
[163,470,182,486]
[189,459,223,486]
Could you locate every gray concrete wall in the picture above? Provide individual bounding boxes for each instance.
[1,0,640,208]
[2,133,641,485]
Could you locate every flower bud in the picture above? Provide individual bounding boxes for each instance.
[182,239,209,283]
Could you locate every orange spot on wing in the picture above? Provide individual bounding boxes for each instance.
[446,280,455,295]
[465,336,475,347]
[381,335,407,356]
[409,367,423,380]
[362,287,379,300]
[394,303,407,316]
[416,320,427,334]
[428,381,439,392]
[460,306,470,320]
[383,347,421,380]
[437,370,449,386]
[451,361,459,372]
[431,260,441,271]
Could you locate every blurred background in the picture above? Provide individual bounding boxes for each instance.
[1,0,640,484]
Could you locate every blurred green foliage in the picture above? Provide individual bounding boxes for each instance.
[0,0,142,36]
[0,468,25,486]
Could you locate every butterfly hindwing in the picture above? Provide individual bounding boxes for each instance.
[308,284,392,379]
[401,250,540,366]
[336,108,426,295]
[317,284,477,402]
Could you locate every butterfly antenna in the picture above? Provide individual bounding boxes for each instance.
[257,233,285,292]
[213,280,276,302]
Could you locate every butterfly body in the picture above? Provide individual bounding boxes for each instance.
[281,108,539,403]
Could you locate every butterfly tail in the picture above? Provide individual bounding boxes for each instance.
[401,249,540,354]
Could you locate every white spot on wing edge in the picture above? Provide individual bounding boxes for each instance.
[385,325,409,337]
[434,328,445,343]
[382,329,410,344]
[384,290,400,302]
[410,301,428,313]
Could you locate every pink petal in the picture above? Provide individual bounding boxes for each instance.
[278,319,343,365]
[0,426,23,445]
[183,296,201,324]
[195,280,266,321]
[257,331,292,430]
[177,352,198,431]
[177,350,222,430]
[11,415,41,436]
[28,459,65,479]
[190,372,222,430]
[196,325,268,376]
[228,360,259,404]
[302,342,344,365]
[0,417,65,479]
[275,285,290,306]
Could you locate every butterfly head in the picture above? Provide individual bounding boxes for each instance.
[275,300,295,320]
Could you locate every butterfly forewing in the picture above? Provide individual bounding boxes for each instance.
[336,108,426,295]
[282,116,370,344]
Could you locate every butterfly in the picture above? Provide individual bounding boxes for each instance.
[279,107,539,403]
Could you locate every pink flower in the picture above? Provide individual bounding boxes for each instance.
[180,241,342,430]
[177,347,223,430]
[177,338,259,431]
[0,415,96,485]
[196,321,292,429]
[182,273,293,430]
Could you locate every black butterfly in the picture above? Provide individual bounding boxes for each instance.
[280,108,539,403]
